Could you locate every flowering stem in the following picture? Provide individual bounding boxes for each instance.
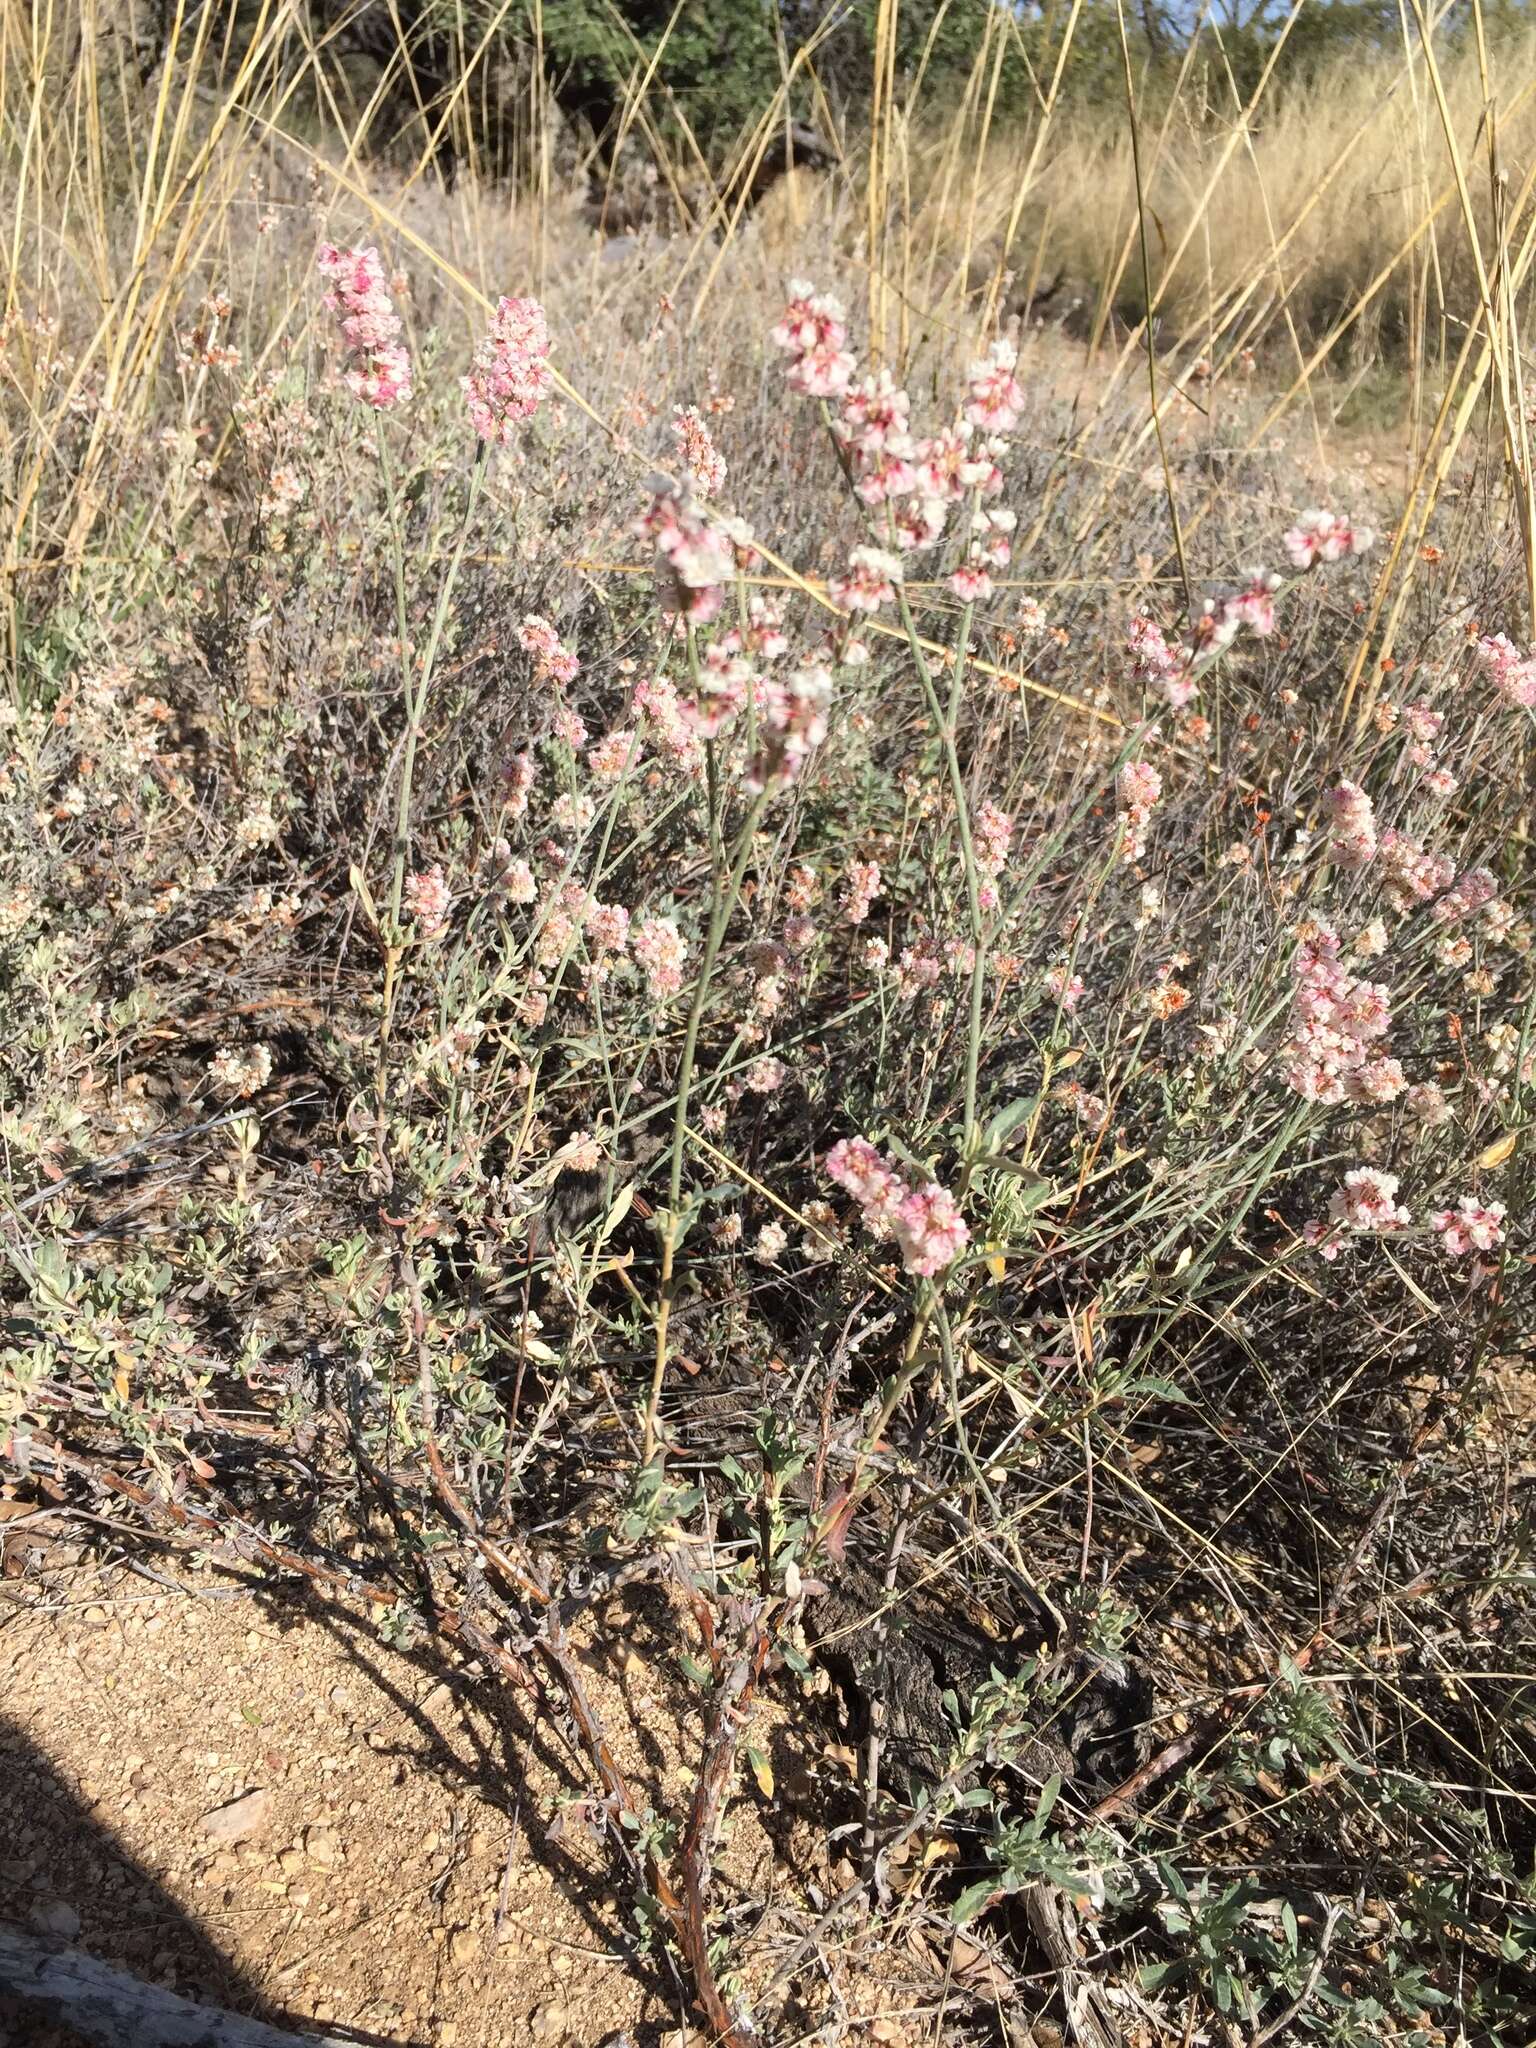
[372,418,411,1081]
[932,1294,1004,1521]
[808,1285,934,1559]
[643,780,771,1466]
[893,584,989,1169]
[814,393,991,1169]
[376,437,487,1069]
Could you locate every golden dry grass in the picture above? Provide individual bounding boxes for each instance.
[5,0,1536,680]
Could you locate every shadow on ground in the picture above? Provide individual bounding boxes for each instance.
[0,1702,414,2048]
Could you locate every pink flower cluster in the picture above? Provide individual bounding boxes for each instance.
[635,476,740,628]
[503,751,536,818]
[830,545,901,614]
[1407,1080,1452,1127]
[316,245,412,409]
[964,339,1025,434]
[588,728,641,780]
[895,942,942,999]
[1387,698,1457,793]
[948,508,1016,603]
[750,663,831,790]
[1283,922,1405,1105]
[632,914,688,1000]
[1322,779,1378,868]
[840,860,882,924]
[1377,830,1455,912]
[783,910,817,953]
[724,593,791,663]
[510,876,633,983]
[586,900,630,957]
[1403,701,1444,746]
[1430,1194,1506,1257]
[633,616,810,785]
[1303,1165,1410,1257]
[551,780,596,841]
[1116,760,1163,862]
[1045,963,1085,1012]
[775,290,1014,566]
[1432,865,1499,925]
[633,672,703,773]
[463,295,553,443]
[974,799,1013,909]
[1331,1166,1410,1231]
[532,893,582,967]
[551,703,587,749]
[1054,1079,1109,1129]
[518,615,580,686]
[824,1137,970,1277]
[672,405,726,497]
[1215,569,1281,640]
[1283,509,1374,570]
[496,850,535,902]
[916,420,1005,505]
[403,864,450,936]
[1474,633,1536,709]
[770,282,855,398]
[837,370,915,504]
[1128,614,1197,710]
[1127,565,1281,711]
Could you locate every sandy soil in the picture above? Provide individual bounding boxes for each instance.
[0,1556,973,2048]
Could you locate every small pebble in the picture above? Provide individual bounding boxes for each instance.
[304,1825,340,1868]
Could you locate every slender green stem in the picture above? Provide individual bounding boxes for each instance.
[376,437,488,1066]
[643,778,771,1463]
[819,395,992,1163]
[893,584,989,1165]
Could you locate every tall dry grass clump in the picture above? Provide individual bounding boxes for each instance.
[914,23,1536,358]
[2,6,1536,2047]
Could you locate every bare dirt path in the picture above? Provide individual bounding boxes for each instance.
[0,1564,888,2048]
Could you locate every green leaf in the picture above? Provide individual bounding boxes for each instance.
[982,1094,1040,1152]
[951,1879,998,1926]
[1123,1375,1192,1404]
[979,1160,1054,1199]
[31,1240,76,1309]
[348,864,378,929]
[597,1184,634,1245]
